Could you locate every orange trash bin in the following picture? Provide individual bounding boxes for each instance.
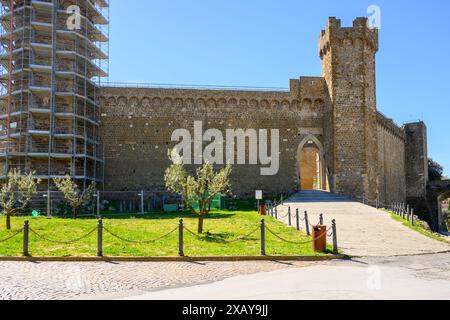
[259,205,266,216]
[312,225,327,252]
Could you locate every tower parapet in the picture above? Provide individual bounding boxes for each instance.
[319,17,378,59]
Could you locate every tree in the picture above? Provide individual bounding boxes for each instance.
[53,176,96,219]
[0,170,41,230]
[428,158,444,182]
[165,150,232,234]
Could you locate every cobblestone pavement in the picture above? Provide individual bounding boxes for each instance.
[0,260,320,300]
[276,201,450,257]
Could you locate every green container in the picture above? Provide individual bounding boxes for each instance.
[190,194,223,210]
[164,204,178,213]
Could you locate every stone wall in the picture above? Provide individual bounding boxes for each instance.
[377,113,406,205]
[99,78,328,197]
[94,16,425,203]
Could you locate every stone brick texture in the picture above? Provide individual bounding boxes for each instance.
[97,17,427,202]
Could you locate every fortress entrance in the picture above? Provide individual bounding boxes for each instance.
[297,136,328,191]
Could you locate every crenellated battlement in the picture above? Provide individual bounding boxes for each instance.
[319,17,378,58]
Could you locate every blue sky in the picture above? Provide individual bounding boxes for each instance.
[108,0,450,176]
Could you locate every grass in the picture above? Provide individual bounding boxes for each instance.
[0,203,332,257]
[384,209,449,244]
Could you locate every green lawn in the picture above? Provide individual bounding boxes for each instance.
[385,210,449,244]
[0,207,331,257]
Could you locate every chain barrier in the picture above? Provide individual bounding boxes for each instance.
[276,211,291,219]
[182,225,203,239]
[103,226,178,244]
[183,225,260,243]
[0,229,23,243]
[29,227,97,244]
[224,227,260,243]
[265,225,327,245]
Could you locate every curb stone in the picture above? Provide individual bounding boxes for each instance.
[0,254,349,263]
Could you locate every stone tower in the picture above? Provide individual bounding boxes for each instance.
[319,17,379,200]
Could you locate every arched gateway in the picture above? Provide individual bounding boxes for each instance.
[297,135,329,191]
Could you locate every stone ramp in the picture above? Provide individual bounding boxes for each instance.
[288,190,352,202]
[276,196,450,257]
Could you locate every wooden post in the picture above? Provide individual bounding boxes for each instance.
[332,219,338,254]
[260,219,266,256]
[46,190,51,218]
[178,219,184,257]
[96,191,100,218]
[305,211,310,236]
[141,190,145,215]
[288,207,292,226]
[23,220,29,257]
[97,219,103,257]
[411,208,415,226]
[296,208,300,231]
[275,207,278,219]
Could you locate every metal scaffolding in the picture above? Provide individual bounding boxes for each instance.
[0,0,109,190]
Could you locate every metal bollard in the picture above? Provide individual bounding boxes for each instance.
[288,207,292,226]
[140,190,145,215]
[260,219,266,256]
[305,211,310,236]
[296,208,300,231]
[178,219,184,257]
[319,214,324,225]
[23,220,29,257]
[97,219,103,257]
[332,219,338,254]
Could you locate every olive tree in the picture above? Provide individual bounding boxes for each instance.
[0,170,41,230]
[165,150,232,234]
[53,176,96,219]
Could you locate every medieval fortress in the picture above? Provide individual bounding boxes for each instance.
[0,2,429,208]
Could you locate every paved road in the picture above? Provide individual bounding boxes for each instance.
[125,253,450,300]
[277,201,450,257]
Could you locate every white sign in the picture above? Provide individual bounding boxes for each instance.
[255,190,263,200]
